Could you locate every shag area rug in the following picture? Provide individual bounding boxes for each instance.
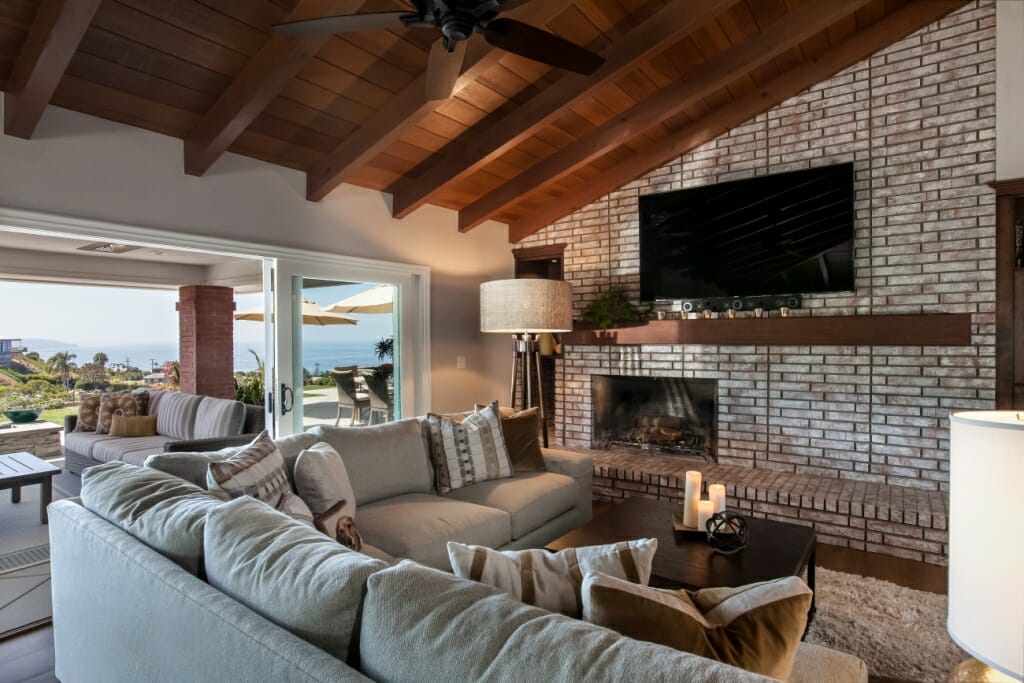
[805,567,967,683]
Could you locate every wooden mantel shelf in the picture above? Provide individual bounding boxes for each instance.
[563,313,973,347]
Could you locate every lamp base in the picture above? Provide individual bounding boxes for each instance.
[948,658,1018,683]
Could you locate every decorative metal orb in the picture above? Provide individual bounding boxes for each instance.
[706,511,749,555]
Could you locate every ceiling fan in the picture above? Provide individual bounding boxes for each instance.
[274,0,605,99]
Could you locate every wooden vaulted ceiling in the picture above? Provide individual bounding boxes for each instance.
[0,0,967,242]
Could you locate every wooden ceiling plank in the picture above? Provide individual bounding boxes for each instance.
[460,0,869,233]
[304,0,575,202]
[4,0,101,139]
[183,0,369,177]
[389,0,740,220]
[507,0,969,242]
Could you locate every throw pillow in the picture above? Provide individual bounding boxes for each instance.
[426,402,513,494]
[206,430,290,505]
[447,538,657,617]
[74,394,101,432]
[131,387,151,416]
[95,393,140,434]
[293,442,362,550]
[581,572,812,680]
[109,414,158,437]
[498,407,546,472]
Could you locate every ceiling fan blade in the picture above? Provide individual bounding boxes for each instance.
[273,12,408,37]
[482,19,604,75]
[498,0,536,11]
[425,39,468,101]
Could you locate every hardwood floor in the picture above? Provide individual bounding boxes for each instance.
[0,524,948,683]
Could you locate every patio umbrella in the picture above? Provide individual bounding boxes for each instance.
[234,299,358,326]
[326,284,393,314]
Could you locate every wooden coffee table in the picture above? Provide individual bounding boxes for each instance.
[0,451,61,524]
[547,497,816,625]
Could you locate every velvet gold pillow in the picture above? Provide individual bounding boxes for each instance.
[499,407,546,472]
[109,414,158,437]
[582,572,812,680]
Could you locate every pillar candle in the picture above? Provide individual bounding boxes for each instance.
[709,484,726,514]
[697,500,715,531]
[683,470,702,528]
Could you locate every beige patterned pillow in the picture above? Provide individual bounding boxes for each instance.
[447,538,658,617]
[74,394,101,432]
[426,402,513,494]
[207,431,290,504]
[95,394,140,434]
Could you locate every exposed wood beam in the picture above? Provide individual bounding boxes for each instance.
[3,0,100,139]
[304,0,575,202]
[184,0,365,177]
[508,0,969,243]
[388,0,740,219]
[460,0,871,233]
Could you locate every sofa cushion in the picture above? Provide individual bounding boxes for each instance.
[449,538,658,617]
[357,493,511,570]
[193,396,246,440]
[582,572,812,680]
[294,442,360,548]
[92,435,173,464]
[63,431,115,458]
[360,560,767,683]
[310,419,434,504]
[204,497,388,664]
[154,391,204,440]
[144,447,241,489]
[445,472,578,539]
[80,461,222,575]
[109,414,158,438]
[274,431,319,485]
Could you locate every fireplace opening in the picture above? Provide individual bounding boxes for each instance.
[592,375,717,461]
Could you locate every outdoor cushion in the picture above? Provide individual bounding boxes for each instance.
[193,396,246,440]
[91,435,173,464]
[204,497,387,664]
[80,461,223,575]
[357,493,511,570]
[310,419,434,505]
[359,561,766,683]
[154,391,204,440]
[64,431,116,458]
[445,472,578,539]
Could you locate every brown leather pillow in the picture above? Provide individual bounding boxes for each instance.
[109,414,158,438]
[499,407,546,472]
[582,572,812,680]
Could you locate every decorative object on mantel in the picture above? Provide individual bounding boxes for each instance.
[480,279,573,448]
[946,411,1023,682]
[1015,218,1023,268]
[580,287,652,330]
[706,511,749,556]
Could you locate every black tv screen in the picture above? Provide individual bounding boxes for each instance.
[639,163,855,301]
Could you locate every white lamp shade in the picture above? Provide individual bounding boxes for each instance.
[480,279,573,333]
[948,411,1024,680]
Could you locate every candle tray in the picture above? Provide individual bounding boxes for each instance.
[672,512,709,538]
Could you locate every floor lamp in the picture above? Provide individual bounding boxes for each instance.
[480,279,573,448]
[947,411,1023,683]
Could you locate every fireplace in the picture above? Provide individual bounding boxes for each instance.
[592,375,717,461]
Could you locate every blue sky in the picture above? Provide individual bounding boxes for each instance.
[0,281,393,347]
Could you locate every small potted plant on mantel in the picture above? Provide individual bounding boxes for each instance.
[580,287,654,330]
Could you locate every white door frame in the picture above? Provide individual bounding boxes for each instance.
[0,206,433,427]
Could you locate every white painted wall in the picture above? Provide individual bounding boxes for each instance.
[997,0,1024,181]
[0,105,513,412]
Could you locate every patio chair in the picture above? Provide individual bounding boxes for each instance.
[331,366,370,426]
[362,370,393,425]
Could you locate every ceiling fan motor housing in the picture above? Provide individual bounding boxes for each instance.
[439,9,476,42]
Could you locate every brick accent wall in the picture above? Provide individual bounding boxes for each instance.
[177,285,236,399]
[522,2,996,493]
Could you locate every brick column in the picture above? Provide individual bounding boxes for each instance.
[177,286,236,399]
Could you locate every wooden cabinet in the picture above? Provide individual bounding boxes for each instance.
[992,179,1024,409]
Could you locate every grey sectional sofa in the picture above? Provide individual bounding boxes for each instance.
[63,389,264,474]
[49,466,868,683]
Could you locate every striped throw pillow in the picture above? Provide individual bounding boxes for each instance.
[447,538,658,617]
[427,402,513,494]
[207,431,290,505]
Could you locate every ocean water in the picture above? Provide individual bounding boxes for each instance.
[24,340,382,374]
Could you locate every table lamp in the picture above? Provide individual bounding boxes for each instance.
[480,278,573,447]
[947,411,1023,682]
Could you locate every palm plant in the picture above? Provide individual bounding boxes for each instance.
[46,351,78,389]
[375,336,394,362]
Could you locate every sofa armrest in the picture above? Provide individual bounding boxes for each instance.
[542,447,593,524]
[64,414,78,433]
[163,433,258,453]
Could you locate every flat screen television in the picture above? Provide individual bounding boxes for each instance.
[639,162,855,301]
